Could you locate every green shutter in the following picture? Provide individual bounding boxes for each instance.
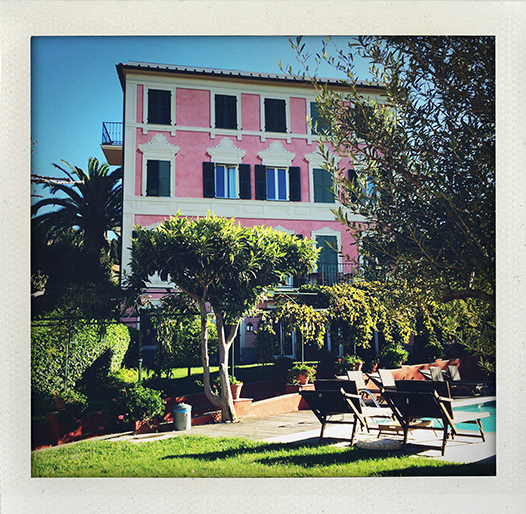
[158,161,171,197]
[203,162,215,198]
[239,164,251,199]
[148,89,171,125]
[146,160,159,196]
[289,166,301,201]
[313,168,334,203]
[255,165,267,200]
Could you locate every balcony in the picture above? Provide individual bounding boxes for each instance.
[278,262,356,289]
[101,122,123,166]
[306,262,357,286]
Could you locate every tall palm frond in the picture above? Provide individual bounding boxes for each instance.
[32,157,122,269]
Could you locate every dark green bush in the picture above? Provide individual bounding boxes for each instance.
[107,384,165,432]
[31,312,131,400]
[379,343,409,368]
[273,356,294,378]
[55,389,89,432]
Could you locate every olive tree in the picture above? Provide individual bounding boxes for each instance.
[128,213,318,421]
[285,36,495,368]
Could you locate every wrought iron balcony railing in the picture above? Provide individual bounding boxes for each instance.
[102,122,123,146]
[305,262,357,286]
[276,263,356,289]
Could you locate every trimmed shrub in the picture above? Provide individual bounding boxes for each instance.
[107,384,165,432]
[55,389,89,432]
[31,313,131,401]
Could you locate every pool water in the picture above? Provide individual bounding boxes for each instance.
[453,400,496,433]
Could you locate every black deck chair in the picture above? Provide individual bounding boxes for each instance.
[382,390,490,456]
[314,380,392,426]
[395,379,452,398]
[446,365,495,397]
[300,388,366,444]
[302,382,392,443]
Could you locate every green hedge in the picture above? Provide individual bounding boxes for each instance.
[31,316,130,397]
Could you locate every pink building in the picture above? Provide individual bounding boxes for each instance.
[101,62,384,363]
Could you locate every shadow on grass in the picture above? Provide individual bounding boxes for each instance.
[160,440,317,462]
[160,436,495,476]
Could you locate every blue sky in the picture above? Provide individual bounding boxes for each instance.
[30,36,371,202]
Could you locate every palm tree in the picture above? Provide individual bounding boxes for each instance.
[32,157,122,283]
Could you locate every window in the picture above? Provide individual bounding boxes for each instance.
[254,165,301,201]
[146,160,171,197]
[202,162,251,199]
[264,98,287,133]
[316,235,339,285]
[266,167,288,201]
[215,164,237,198]
[310,102,330,135]
[313,167,335,203]
[147,89,172,125]
[215,94,237,129]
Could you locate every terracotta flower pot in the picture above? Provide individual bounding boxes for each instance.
[134,418,159,435]
[230,383,243,400]
[297,373,309,385]
[354,362,363,371]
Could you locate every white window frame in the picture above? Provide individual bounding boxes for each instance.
[214,163,238,199]
[266,166,289,201]
[211,90,241,131]
[138,134,179,197]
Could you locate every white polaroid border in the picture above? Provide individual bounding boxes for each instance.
[1,1,524,513]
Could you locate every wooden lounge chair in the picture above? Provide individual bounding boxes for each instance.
[301,382,392,443]
[395,379,452,397]
[382,389,490,455]
[366,369,397,394]
[419,367,446,381]
[443,365,494,397]
[346,370,382,407]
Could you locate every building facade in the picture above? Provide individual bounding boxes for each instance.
[102,62,384,363]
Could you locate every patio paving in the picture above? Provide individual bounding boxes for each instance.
[104,409,496,465]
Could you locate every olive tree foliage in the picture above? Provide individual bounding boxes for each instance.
[127,213,318,421]
[285,36,495,368]
[259,280,416,354]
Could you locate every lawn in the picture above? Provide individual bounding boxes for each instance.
[115,362,290,397]
[31,434,495,478]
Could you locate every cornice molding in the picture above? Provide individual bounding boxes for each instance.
[258,141,295,167]
[139,133,180,156]
[206,137,246,164]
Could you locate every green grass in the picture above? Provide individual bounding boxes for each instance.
[137,362,282,397]
[31,434,495,478]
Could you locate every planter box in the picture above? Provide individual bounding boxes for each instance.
[134,418,160,435]
[231,383,243,400]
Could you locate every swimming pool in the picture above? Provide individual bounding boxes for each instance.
[453,400,496,433]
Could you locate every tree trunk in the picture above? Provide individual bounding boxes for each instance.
[215,311,237,422]
[199,301,221,410]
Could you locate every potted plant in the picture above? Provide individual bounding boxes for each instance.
[212,375,244,400]
[336,354,364,375]
[287,363,316,386]
[379,344,409,369]
[229,376,243,400]
[112,384,165,435]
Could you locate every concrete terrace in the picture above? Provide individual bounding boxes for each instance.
[101,409,496,465]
